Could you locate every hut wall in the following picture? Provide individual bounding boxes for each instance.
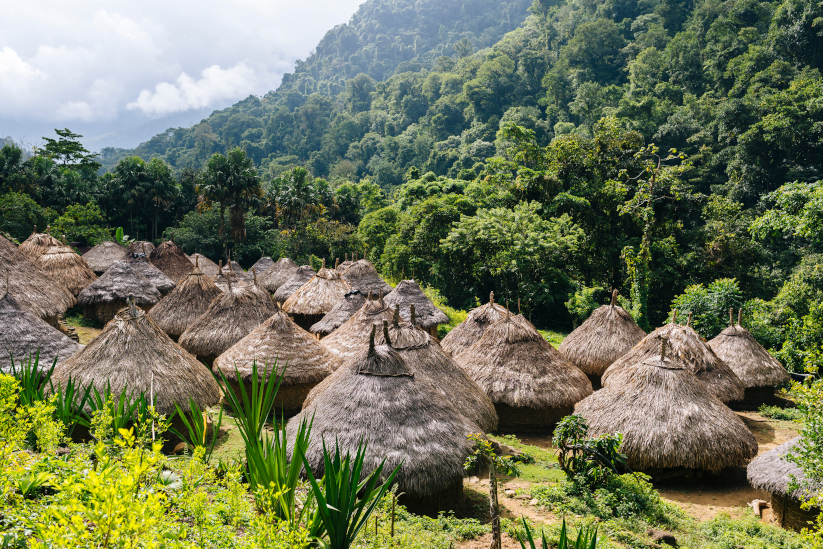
[291,313,324,332]
[771,492,822,532]
[494,404,573,432]
[85,301,153,324]
[730,386,777,411]
[400,480,464,517]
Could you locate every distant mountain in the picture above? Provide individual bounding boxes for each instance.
[83,108,213,152]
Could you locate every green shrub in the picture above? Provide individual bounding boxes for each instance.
[668,278,743,339]
[51,202,111,246]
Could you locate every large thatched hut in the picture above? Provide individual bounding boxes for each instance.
[341,259,393,297]
[34,239,98,296]
[128,255,176,295]
[383,279,448,337]
[320,293,395,365]
[148,261,223,341]
[149,240,193,283]
[273,265,316,303]
[83,241,127,274]
[289,325,478,516]
[708,309,791,407]
[310,289,366,338]
[215,303,338,415]
[454,312,593,430]
[0,290,82,373]
[188,253,221,277]
[282,261,352,330]
[602,318,745,403]
[251,256,275,273]
[258,258,299,293]
[558,290,646,387]
[18,227,61,258]
[747,437,822,531]
[576,338,757,475]
[0,235,75,326]
[77,260,161,323]
[441,292,508,356]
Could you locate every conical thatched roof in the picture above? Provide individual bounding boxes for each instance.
[128,256,176,295]
[383,280,448,331]
[77,260,161,308]
[290,325,477,502]
[708,312,791,389]
[341,259,393,297]
[251,256,275,273]
[575,340,758,471]
[178,281,275,360]
[212,260,247,293]
[558,291,646,377]
[320,293,395,365]
[51,302,220,416]
[441,292,508,356]
[748,437,821,499]
[0,235,76,321]
[248,269,278,311]
[310,290,366,337]
[221,260,253,283]
[83,241,127,274]
[188,253,221,277]
[149,240,193,283]
[34,241,98,296]
[0,291,82,373]
[148,264,223,340]
[336,260,354,273]
[258,258,299,292]
[273,265,316,303]
[602,321,745,403]
[283,262,352,316]
[454,312,593,410]
[18,228,61,258]
[126,241,155,256]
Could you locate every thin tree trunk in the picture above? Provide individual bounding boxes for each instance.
[488,457,501,549]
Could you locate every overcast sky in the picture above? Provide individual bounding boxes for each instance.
[0,0,364,148]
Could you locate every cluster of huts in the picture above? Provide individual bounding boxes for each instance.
[0,229,817,526]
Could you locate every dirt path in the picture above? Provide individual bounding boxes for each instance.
[74,326,102,345]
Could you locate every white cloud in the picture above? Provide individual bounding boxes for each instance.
[0,47,47,95]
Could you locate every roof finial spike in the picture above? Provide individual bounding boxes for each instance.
[687,312,693,327]
[738,307,743,327]
[490,291,494,305]
[518,298,521,314]
[660,337,668,361]
[410,304,417,327]
[506,300,510,320]
[128,294,139,318]
[62,235,66,245]
[611,289,618,308]
[729,308,734,327]
[195,255,200,268]
[345,253,348,261]
[393,306,400,327]
[252,267,257,286]
[46,225,50,236]
[382,319,392,347]
[368,324,376,357]
[142,242,146,255]
[227,270,232,291]
[378,290,383,301]
[32,224,36,235]
[321,258,325,270]
[672,309,678,324]
[335,258,339,269]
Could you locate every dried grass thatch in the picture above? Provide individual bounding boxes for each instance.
[320,293,395,365]
[128,256,176,295]
[748,437,820,500]
[310,290,365,337]
[441,292,508,356]
[126,241,156,256]
[83,241,127,274]
[558,290,646,380]
[248,269,279,314]
[336,260,354,273]
[0,290,82,373]
[273,265,316,303]
[575,339,757,472]
[148,264,223,340]
[221,259,253,283]
[0,235,76,324]
[289,325,477,515]
[258,258,299,292]
[341,259,393,297]
[383,279,448,332]
[250,256,275,273]
[282,262,352,329]
[77,260,161,323]
[188,253,221,277]
[34,241,98,296]
[602,320,745,403]
[454,312,593,429]
[212,260,247,293]
[18,227,61,258]
[51,302,220,416]
[149,240,194,283]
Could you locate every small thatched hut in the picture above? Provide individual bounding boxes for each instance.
[282,261,352,330]
[576,338,757,475]
[383,279,448,337]
[320,293,395,365]
[341,259,393,297]
[0,235,75,326]
[221,259,253,283]
[310,290,366,338]
[212,260,246,293]
[34,239,98,296]
[215,303,338,415]
[441,292,508,356]
[126,241,156,256]
[251,256,275,273]
[149,240,193,283]
[128,255,176,295]
[83,241,127,274]
[289,325,478,516]
[336,253,354,273]
[188,253,221,277]
[558,290,646,387]
[178,279,275,364]
[273,265,316,303]
[148,261,223,341]
[258,258,299,292]
[18,227,61,258]
[77,260,161,323]
[0,290,82,373]
[708,309,791,407]
[747,437,822,531]
[602,318,745,403]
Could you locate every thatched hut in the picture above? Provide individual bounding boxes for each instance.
[83,241,127,274]
[747,437,822,531]
[248,268,278,311]
[336,253,354,273]
[558,290,646,387]
[149,240,193,283]
[126,241,156,256]
[575,338,757,475]
[383,279,448,337]
[221,259,253,283]
[148,261,223,341]
[454,311,592,430]
[251,256,275,273]
[77,260,161,323]
[441,292,508,356]
[708,309,791,407]
[34,239,98,296]
[258,258,299,293]
[273,265,317,303]
[0,290,82,373]
[289,325,478,516]
[212,260,248,293]
[341,259,393,297]
[128,255,176,295]
[310,289,366,338]
[215,303,338,415]
[18,227,61,258]
[178,278,275,364]
[282,261,352,330]
[188,253,221,277]
[0,235,76,326]
[320,292,395,365]
[602,317,745,403]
